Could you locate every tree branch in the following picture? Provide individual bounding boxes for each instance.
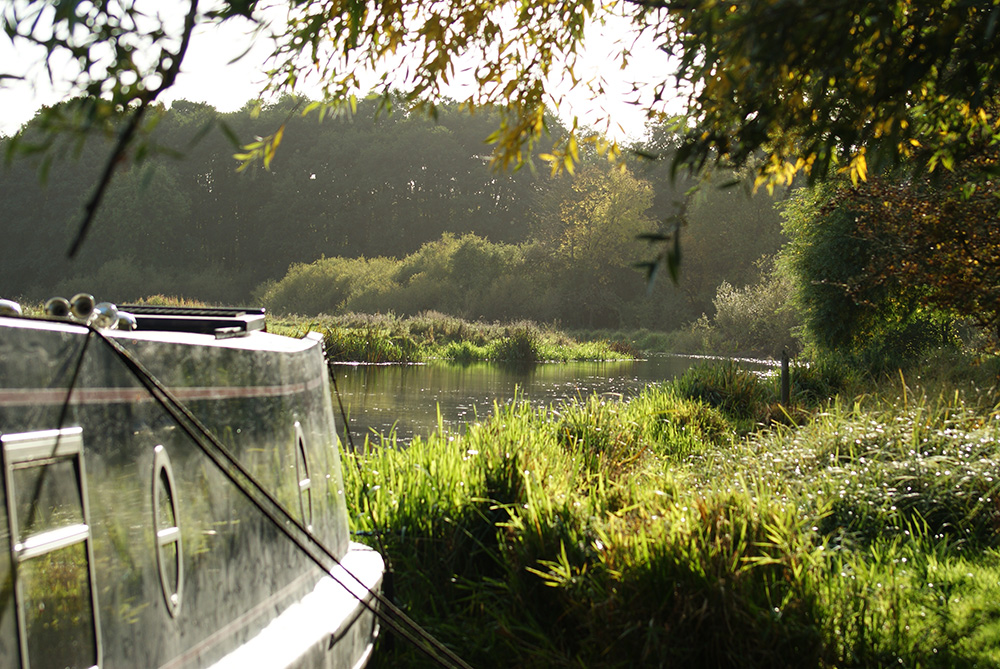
[68,0,201,258]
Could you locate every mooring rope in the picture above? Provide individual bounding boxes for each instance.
[330,371,397,623]
[91,327,472,669]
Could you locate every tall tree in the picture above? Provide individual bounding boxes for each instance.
[533,164,655,326]
[778,181,953,367]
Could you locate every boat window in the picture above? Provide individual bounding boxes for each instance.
[293,422,313,533]
[1,427,102,669]
[152,445,183,618]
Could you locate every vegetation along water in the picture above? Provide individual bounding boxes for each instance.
[347,355,1000,668]
[7,3,1000,665]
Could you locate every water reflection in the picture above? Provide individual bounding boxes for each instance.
[330,355,770,446]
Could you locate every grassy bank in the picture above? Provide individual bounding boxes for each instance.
[343,359,1000,667]
[269,311,638,363]
[17,296,636,364]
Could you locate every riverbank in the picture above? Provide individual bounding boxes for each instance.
[269,311,638,363]
[345,356,1000,667]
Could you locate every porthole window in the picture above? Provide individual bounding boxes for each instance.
[293,422,313,533]
[152,445,182,618]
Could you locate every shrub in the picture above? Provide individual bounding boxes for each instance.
[486,325,544,362]
[711,272,800,358]
[788,358,860,406]
[673,361,776,424]
[259,256,398,315]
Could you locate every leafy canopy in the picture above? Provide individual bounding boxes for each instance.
[651,0,1000,186]
[778,180,958,368]
[3,0,615,171]
[831,148,1000,340]
[8,0,1000,184]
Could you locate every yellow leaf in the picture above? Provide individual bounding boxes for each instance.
[854,152,868,182]
[563,153,575,175]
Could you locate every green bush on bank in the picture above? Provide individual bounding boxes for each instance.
[345,360,1000,668]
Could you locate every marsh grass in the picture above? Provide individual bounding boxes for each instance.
[344,366,1000,667]
[270,311,633,363]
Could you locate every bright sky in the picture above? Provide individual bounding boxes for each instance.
[0,5,674,142]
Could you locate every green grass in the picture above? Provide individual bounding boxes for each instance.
[269,311,635,363]
[343,361,1000,668]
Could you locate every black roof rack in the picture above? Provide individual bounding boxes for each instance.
[120,305,266,337]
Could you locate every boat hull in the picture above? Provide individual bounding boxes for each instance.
[0,315,381,668]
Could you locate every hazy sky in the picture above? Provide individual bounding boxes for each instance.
[0,7,674,141]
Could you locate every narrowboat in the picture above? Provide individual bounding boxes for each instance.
[0,299,383,668]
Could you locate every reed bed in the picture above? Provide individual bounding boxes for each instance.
[343,366,1000,668]
[270,311,635,363]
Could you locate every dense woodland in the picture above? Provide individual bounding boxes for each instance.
[4,96,993,367]
[0,97,786,333]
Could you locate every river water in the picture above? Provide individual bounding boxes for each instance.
[329,354,771,446]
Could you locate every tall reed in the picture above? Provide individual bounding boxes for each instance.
[343,379,1000,667]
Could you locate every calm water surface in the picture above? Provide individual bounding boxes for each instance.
[330,354,770,446]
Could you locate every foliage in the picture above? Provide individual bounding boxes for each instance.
[695,258,800,359]
[1,101,549,303]
[256,255,399,316]
[2,0,617,175]
[829,149,1000,345]
[671,172,789,319]
[653,0,1000,187]
[787,359,860,406]
[260,220,654,329]
[711,277,796,355]
[672,361,776,427]
[345,369,1000,667]
[2,98,790,337]
[536,165,655,269]
[10,0,1000,188]
[778,182,956,372]
[531,163,661,326]
[267,311,633,363]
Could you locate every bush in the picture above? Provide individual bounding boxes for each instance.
[711,271,800,358]
[259,256,398,315]
[486,324,544,362]
[779,184,958,374]
[788,358,860,405]
[673,361,775,424]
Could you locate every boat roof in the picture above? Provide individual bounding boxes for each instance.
[120,305,266,336]
[0,309,319,355]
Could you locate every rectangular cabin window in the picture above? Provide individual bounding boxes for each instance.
[2,428,101,669]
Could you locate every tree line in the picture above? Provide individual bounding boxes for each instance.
[0,97,786,332]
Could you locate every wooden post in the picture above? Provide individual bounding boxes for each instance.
[780,348,790,406]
